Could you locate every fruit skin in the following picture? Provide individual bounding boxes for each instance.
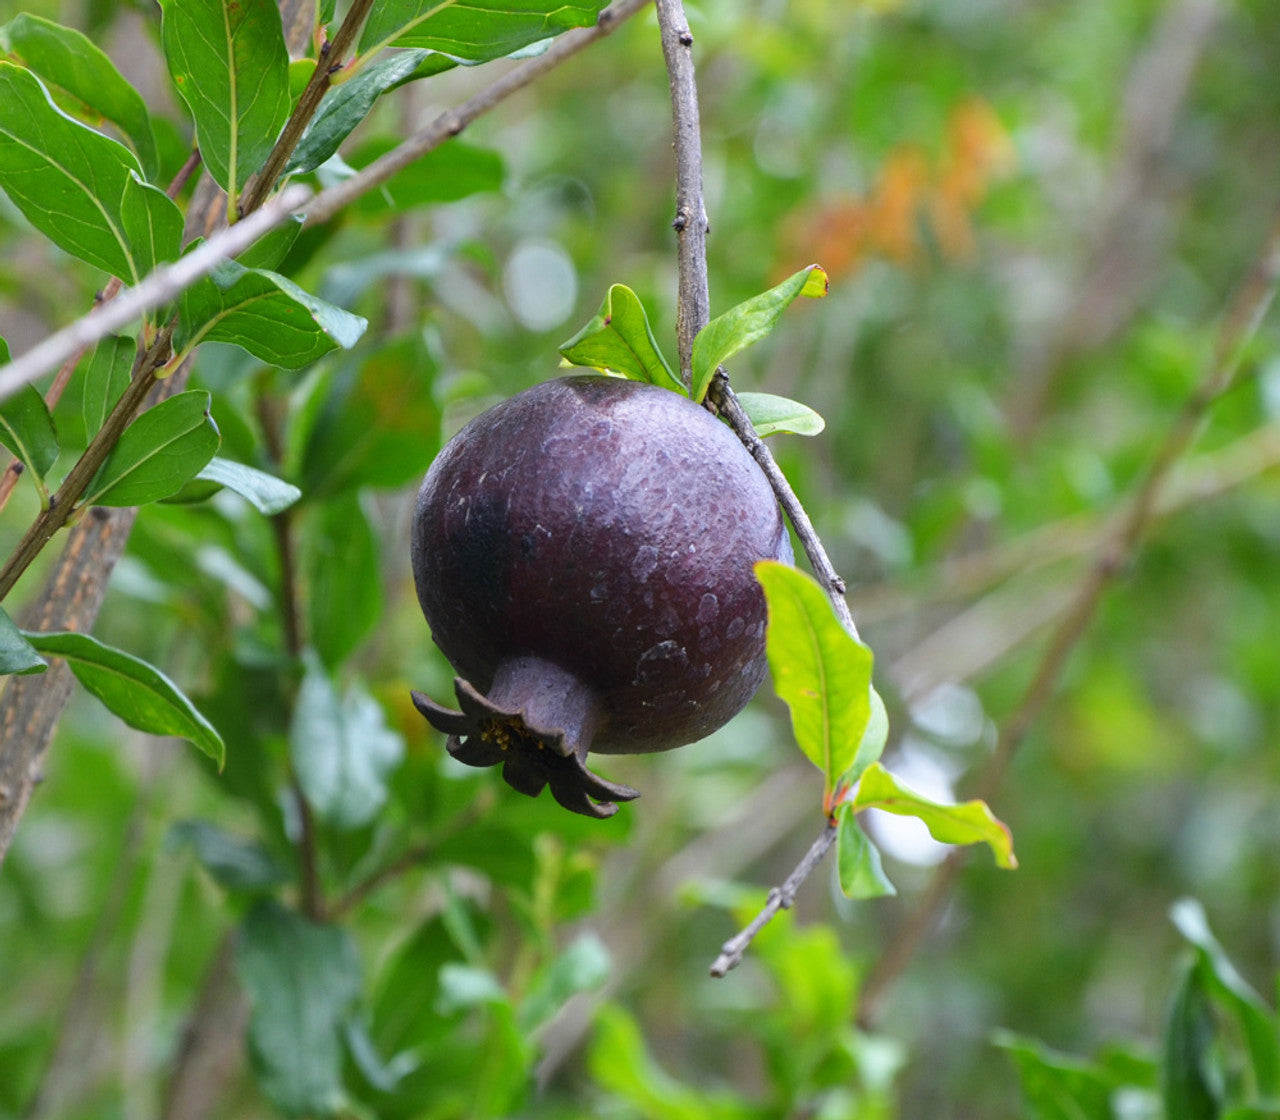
[411,374,791,816]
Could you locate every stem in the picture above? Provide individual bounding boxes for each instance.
[654,0,710,385]
[709,821,838,977]
[855,206,1280,1029]
[239,0,378,216]
[0,337,170,602]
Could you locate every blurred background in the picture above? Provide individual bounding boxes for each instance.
[2,0,1280,1116]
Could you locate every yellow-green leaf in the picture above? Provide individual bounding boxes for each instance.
[850,762,1018,869]
[756,559,874,806]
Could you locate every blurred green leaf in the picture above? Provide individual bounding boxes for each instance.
[236,900,362,1116]
[81,335,135,439]
[167,819,290,892]
[83,390,220,507]
[349,136,505,215]
[735,391,825,437]
[589,1004,753,1120]
[299,333,438,495]
[358,0,608,60]
[835,805,895,900]
[290,656,404,830]
[1164,963,1223,1120]
[25,629,225,767]
[518,932,611,1032]
[286,50,429,176]
[0,13,159,176]
[0,62,139,279]
[850,763,1017,869]
[178,262,367,368]
[690,264,828,401]
[159,0,290,199]
[1171,898,1280,1098]
[755,559,874,807]
[304,492,382,668]
[559,283,682,391]
[194,457,301,515]
[0,384,58,484]
[994,1030,1121,1120]
[343,1015,417,1094]
[0,606,46,676]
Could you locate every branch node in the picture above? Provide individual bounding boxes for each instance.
[679,30,693,45]
[672,209,688,232]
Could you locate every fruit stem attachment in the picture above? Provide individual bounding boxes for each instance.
[412,654,638,819]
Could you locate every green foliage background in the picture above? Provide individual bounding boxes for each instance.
[2,0,1280,1117]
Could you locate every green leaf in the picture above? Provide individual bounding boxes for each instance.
[0,62,139,279]
[120,172,184,279]
[690,263,829,401]
[167,819,290,892]
[286,49,429,176]
[558,283,682,391]
[519,933,611,1033]
[835,805,896,900]
[852,684,890,778]
[234,214,302,271]
[236,900,362,1116]
[0,606,47,676]
[299,333,439,496]
[994,1030,1122,1120]
[24,629,225,767]
[83,390,220,507]
[755,559,874,806]
[305,493,382,668]
[1164,963,1222,1120]
[349,136,505,215]
[289,656,404,830]
[0,384,58,483]
[0,13,159,177]
[81,335,135,439]
[194,457,301,515]
[1171,898,1280,1097]
[850,762,1018,869]
[159,0,290,202]
[358,0,608,62]
[735,391,825,437]
[589,1004,750,1120]
[178,262,367,368]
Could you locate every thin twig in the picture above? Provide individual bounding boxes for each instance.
[239,0,378,216]
[855,206,1280,1029]
[709,821,838,977]
[0,186,313,402]
[302,0,653,227]
[654,0,709,384]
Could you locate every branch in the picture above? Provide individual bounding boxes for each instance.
[654,0,709,382]
[709,820,838,977]
[855,206,1280,1029]
[0,185,313,403]
[302,0,654,227]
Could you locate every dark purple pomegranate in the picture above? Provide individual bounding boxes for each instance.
[411,374,791,817]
